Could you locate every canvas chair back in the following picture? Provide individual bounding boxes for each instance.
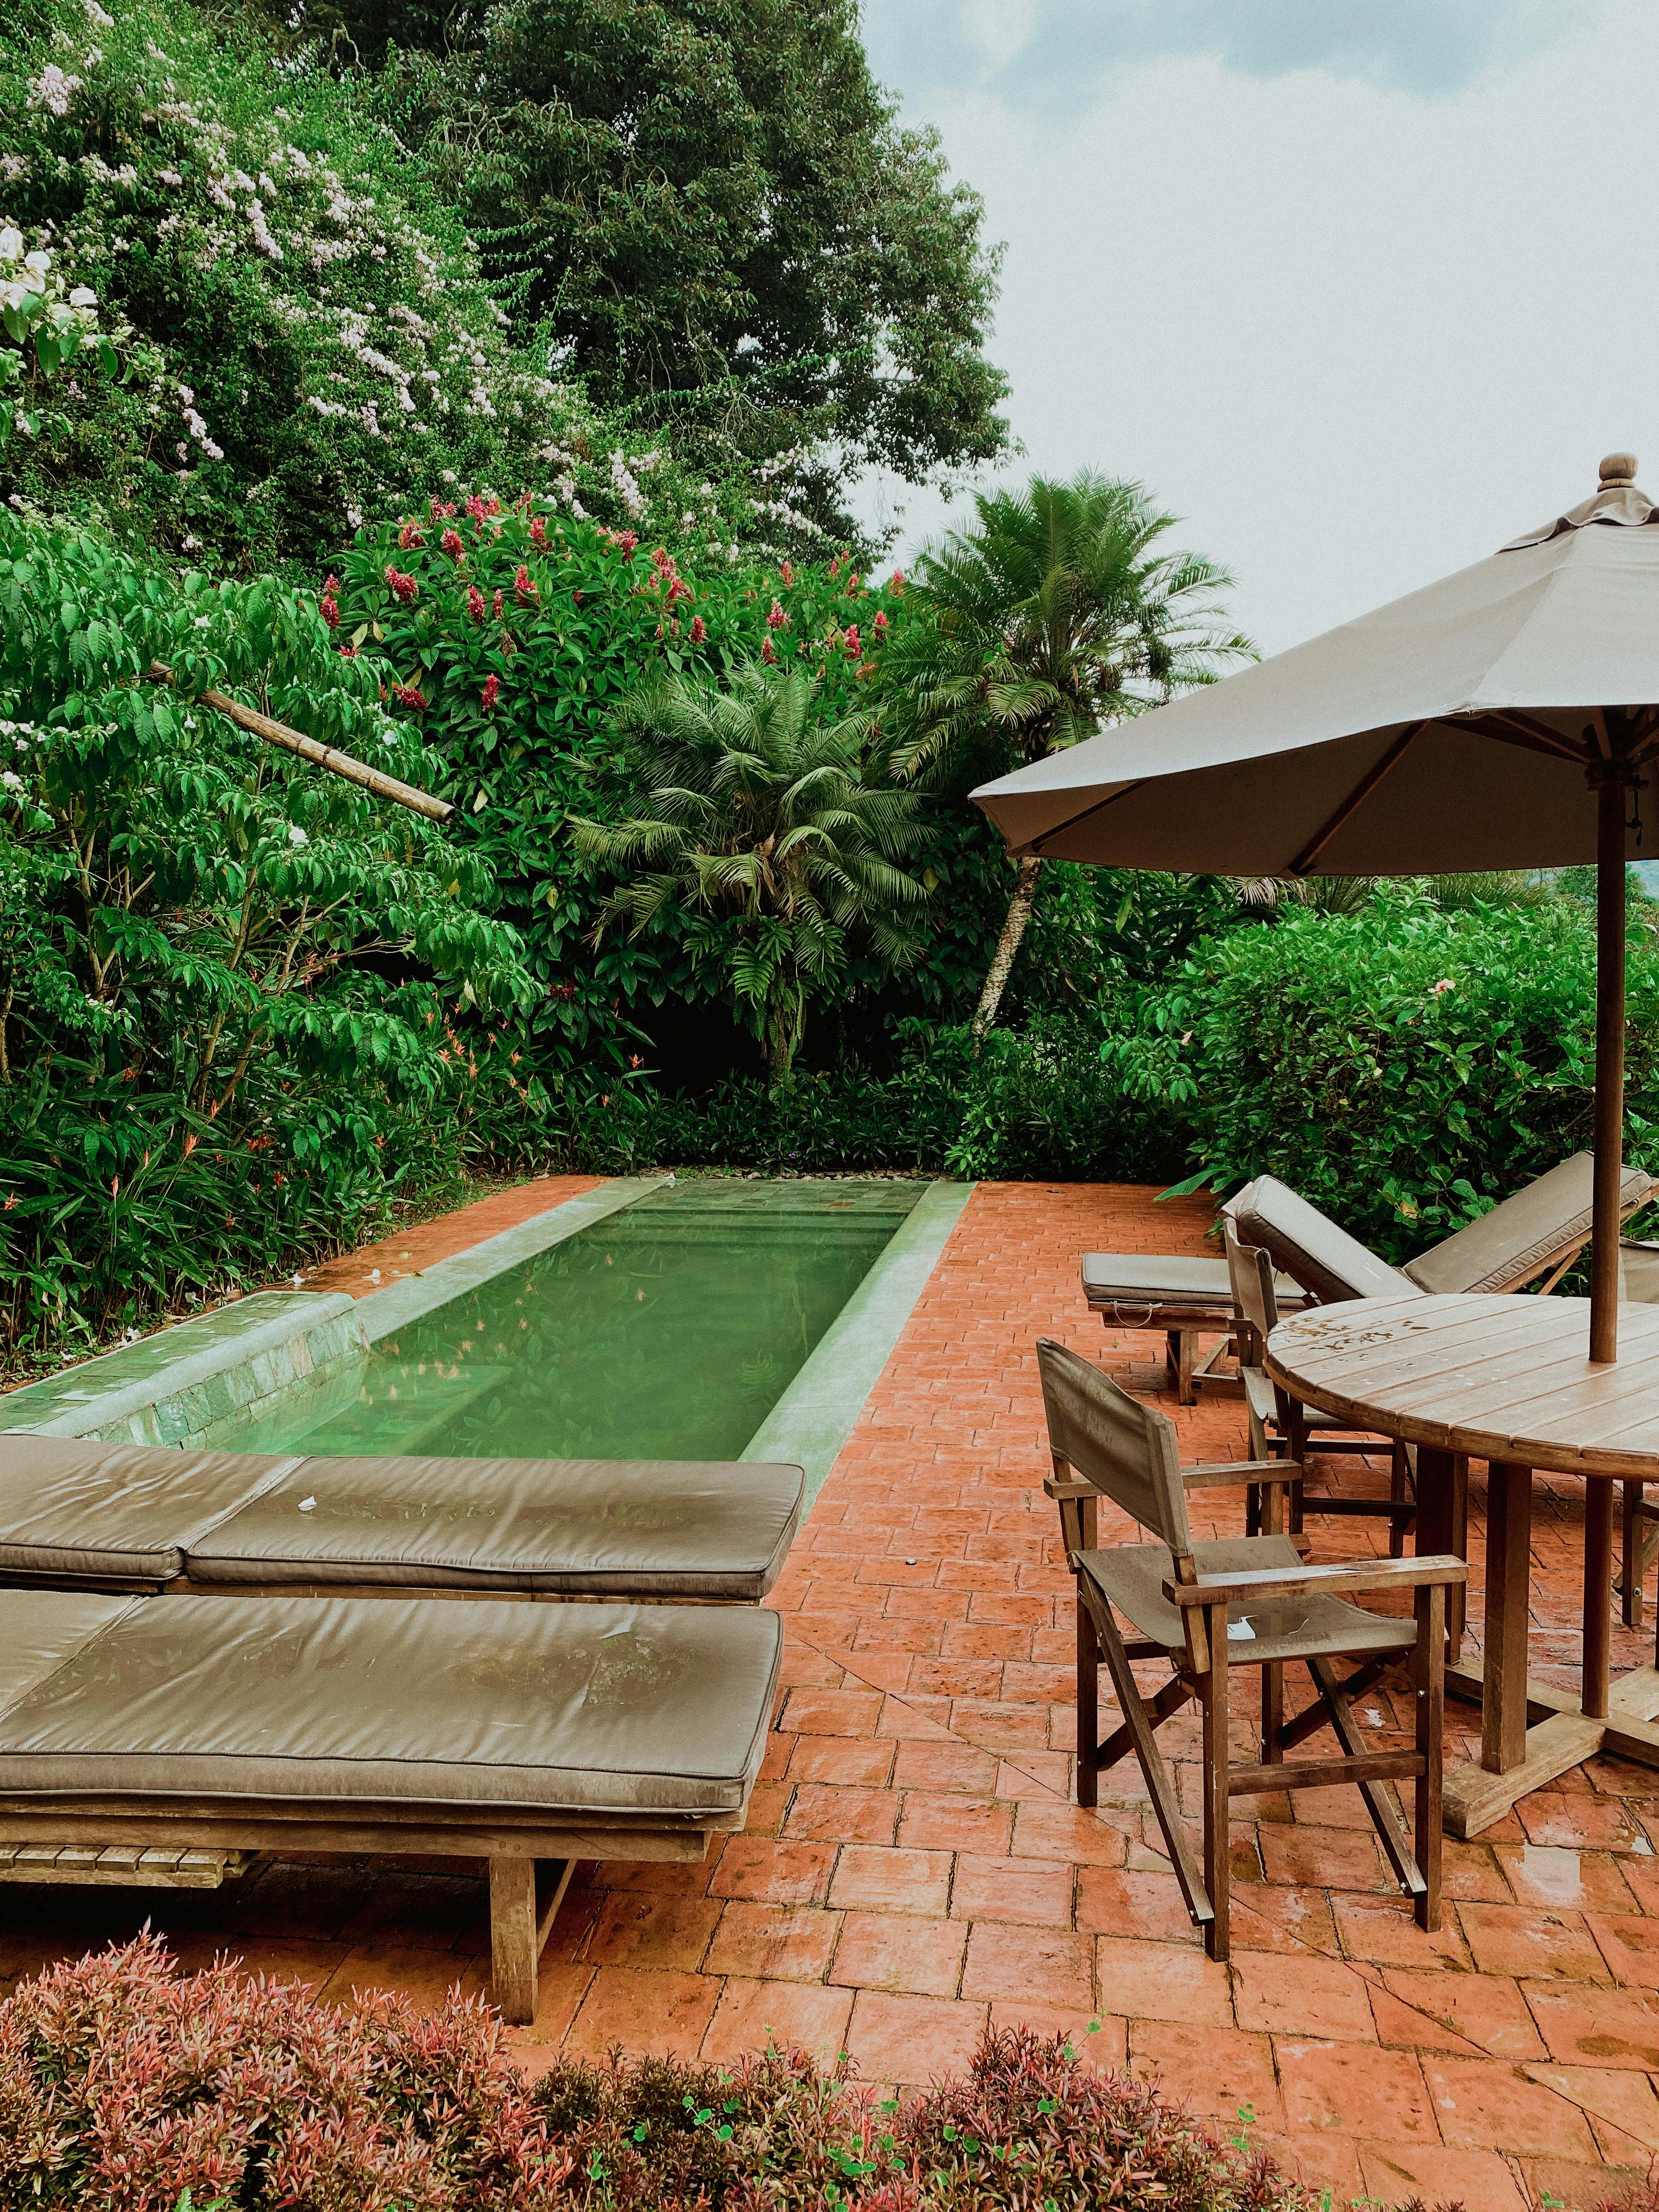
[1035,1339,1190,1556]
[1224,1225,1280,1345]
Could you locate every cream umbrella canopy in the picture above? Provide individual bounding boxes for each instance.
[972,455,1659,1364]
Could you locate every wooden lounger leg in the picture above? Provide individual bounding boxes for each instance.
[489,1855,573,2025]
[1076,1593,1099,1809]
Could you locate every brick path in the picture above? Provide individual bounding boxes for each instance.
[7,1178,1659,2210]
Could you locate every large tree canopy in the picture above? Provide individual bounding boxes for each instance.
[349,0,1010,535]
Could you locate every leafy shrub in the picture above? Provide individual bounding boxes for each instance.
[0,0,732,571]
[556,1019,1182,1184]
[0,513,529,1373]
[0,1931,1339,2211]
[1109,888,1659,1259]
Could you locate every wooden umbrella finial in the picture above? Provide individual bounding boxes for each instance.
[1601,453,1639,486]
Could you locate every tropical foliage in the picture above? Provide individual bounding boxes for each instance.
[574,664,927,1080]
[888,473,1253,1036]
[0,514,527,1369]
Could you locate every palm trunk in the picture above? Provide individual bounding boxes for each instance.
[971,855,1042,1048]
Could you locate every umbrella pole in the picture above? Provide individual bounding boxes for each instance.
[1591,772,1628,1364]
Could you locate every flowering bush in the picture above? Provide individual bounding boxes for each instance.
[0,219,116,447]
[0,0,745,571]
[0,1932,1355,2212]
[0,511,533,1373]
[332,505,917,1086]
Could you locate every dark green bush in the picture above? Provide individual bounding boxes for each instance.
[0,514,529,1374]
[1110,887,1659,1259]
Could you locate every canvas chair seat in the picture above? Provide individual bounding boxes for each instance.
[1080,1254,1308,1311]
[1080,1536,1417,1664]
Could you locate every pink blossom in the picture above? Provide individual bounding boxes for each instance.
[531,515,548,548]
[319,595,339,629]
[780,560,794,586]
[397,521,425,550]
[481,674,500,710]
[429,497,456,520]
[440,528,464,559]
[392,681,428,709]
[761,635,778,665]
[689,614,707,644]
[466,585,487,623]
[492,587,504,620]
[514,565,537,605]
[766,599,788,631]
[873,610,889,635]
[465,493,487,523]
[844,624,861,659]
[383,566,417,604]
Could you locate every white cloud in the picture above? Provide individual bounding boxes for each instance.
[858,0,1655,656]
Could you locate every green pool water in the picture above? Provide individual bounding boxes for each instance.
[240,1178,923,1462]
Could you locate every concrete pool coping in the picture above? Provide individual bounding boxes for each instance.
[741,1179,975,1502]
[0,1171,969,1471]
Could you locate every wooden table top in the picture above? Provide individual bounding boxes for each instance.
[1265,1294,1659,1479]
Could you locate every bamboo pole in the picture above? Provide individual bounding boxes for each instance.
[144,662,454,822]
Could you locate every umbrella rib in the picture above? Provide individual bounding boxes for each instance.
[1444,713,1591,766]
[1286,721,1426,875]
[1025,780,1148,856]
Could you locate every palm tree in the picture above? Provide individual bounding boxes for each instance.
[888,471,1253,1042]
[571,663,927,1084]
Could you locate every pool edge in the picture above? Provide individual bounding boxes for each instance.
[353,1174,672,1344]
[740,1179,975,1503]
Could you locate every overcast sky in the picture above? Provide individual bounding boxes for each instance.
[857,0,1652,655]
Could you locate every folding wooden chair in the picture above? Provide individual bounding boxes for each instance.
[1226,1224,1417,1549]
[1037,1337,1464,1962]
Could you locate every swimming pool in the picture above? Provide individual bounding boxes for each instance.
[235,1178,926,1463]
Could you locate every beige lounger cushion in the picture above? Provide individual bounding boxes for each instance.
[1230,1177,1418,1306]
[1402,1151,1651,1295]
[1080,1254,1307,1311]
[0,1437,804,1600]
[0,1437,292,1585]
[1080,1536,1416,1663]
[189,1453,804,1599]
[0,1590,780,1819]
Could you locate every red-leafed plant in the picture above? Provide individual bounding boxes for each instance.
[0,1934,1463,2211]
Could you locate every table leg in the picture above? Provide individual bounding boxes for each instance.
[1482,1462,1533,1775]
[1584,1476,1613,1723]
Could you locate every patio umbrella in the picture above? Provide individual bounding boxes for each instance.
[972,454,1659,1364]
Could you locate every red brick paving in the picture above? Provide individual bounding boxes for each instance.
[296,1173,601,1296]
[7,1176,1659,2208]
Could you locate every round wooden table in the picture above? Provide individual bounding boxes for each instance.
[1266,1291,1659,1837]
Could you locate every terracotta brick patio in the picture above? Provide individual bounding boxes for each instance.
[8,1177,1659,2210]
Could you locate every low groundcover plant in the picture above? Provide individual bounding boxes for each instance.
[0,1929,1463,2211]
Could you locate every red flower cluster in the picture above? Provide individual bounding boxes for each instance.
[765,597,789,630]
[780,560,794,586]
[514,565,538,605]
[873,609,890,635]
[667,576,692,605]
[440,528,464,559]
[599,526,639,555]
[429,497,456,520]
[398,521,425,550]
[846,571,861,593]
[465,493,487,522]
[761,635,778,664]
[466,584,487,623]
[481,674,500,710]
[383,566,417,604]
[689,614,707,644]
[492,586,504,620]
[337,642,359,657]
[843,623,861,658]
[392,681,428,709]
[889,568,906,594]
[531,515,548,548]
[318,593,339,629]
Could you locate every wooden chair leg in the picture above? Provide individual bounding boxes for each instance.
[1307,1655,1424,1904]
[1262,1662,1284,1764]
[1448,1455,1469,1663]
[1076,1593,1099,1809]
[1414,1583,1446,1932]
[1287,1406,1307,1536]
[1625,1479,1645,1631]
[1093,1600,1211,1933]
[1176,1328,1198,1406]
[1200,1615,1231,1962]
[1388,1441,1409,1559]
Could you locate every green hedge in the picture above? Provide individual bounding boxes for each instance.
[1110,888,1659,1259]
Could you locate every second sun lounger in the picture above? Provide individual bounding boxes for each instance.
[0,1586,780,2022]
[1082,1152,1651,1401]
[0,1434,804,1599]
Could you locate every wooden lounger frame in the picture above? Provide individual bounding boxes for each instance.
[0,1798,744,2025]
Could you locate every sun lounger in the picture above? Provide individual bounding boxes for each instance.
[1082,1152,1652,1401]
[0,1435,804,1600]
[0,1585,780,2022]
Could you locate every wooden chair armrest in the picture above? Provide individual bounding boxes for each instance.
[1044,1476,1097,1501]
[1161,1553,1466,1606]
[1241,1367,1278,1423]
[1181,1459,1301,1491]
